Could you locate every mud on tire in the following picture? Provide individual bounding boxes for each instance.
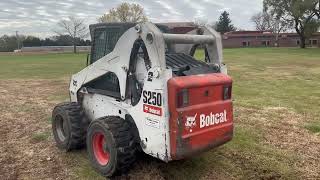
[52,102,87,151]
[87,116,137,177]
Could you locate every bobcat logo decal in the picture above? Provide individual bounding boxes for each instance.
[185,114,197,132]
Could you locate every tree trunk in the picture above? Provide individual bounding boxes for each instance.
[73,44,77,53]
[73,29,77,53]
[294,19,307,49]
[299,35,306,48]
[275,33,279,47]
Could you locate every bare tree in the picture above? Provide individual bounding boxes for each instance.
[251,12,272,31]
[98,3,148,23]
[272,17,291,47]
[55,16,88,53]
[251,11,290,46]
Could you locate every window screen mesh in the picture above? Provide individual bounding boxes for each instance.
[91,29,106,62]
[91,27,123,63]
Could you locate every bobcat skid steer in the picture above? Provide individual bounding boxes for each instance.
[52,22,233,177]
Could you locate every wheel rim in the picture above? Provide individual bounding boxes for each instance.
[92,132,110,166]
[55,115,67,141]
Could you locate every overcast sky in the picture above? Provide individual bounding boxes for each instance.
[0,0,263,38]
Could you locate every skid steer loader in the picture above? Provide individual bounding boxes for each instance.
[52,22,233,177]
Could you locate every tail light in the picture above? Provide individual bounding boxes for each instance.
[177,89,189,108]
[223,85,232,100]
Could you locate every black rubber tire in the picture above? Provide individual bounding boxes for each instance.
[87,116,137,177]
[52,102,86,151]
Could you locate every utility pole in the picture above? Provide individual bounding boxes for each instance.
[16,31,20,49]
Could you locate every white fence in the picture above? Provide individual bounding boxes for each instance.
[21,46,91,52]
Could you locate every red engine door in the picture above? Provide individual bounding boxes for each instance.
[168,73,233,160]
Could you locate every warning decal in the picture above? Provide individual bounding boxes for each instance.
[145,117,160,128]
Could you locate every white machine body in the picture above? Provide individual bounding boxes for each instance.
[69,22,227,161]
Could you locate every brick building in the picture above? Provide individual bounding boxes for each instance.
[159,22,320,48]
[222,31,320,48]
[158,22,197,34]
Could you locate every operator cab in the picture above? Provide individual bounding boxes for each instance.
[88,23,169,64]
[88,23,220,77]
[85,22,221,102]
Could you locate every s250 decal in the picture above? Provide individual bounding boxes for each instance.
[142,90,162,116]
[143,90,162,107]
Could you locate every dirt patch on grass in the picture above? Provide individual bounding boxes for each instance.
[1,79,320,179]
[0,79,73,180]
[262,107,320,179]
[0,79,165,180]
[236,106,320,179]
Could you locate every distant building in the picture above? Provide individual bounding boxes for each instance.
[160,23,320,48]
[158,22,197,34]
[223,31,320,48]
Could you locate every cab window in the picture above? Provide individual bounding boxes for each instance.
[90,27,122,64]
[86,72,121,99]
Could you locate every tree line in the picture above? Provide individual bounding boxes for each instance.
[0,34,90,52]
[1,1,318,52]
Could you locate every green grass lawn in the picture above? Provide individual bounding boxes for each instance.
[1,48,319,179]
[0,53,87,79]
[197,48,320,130]
[225,48,320,131]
